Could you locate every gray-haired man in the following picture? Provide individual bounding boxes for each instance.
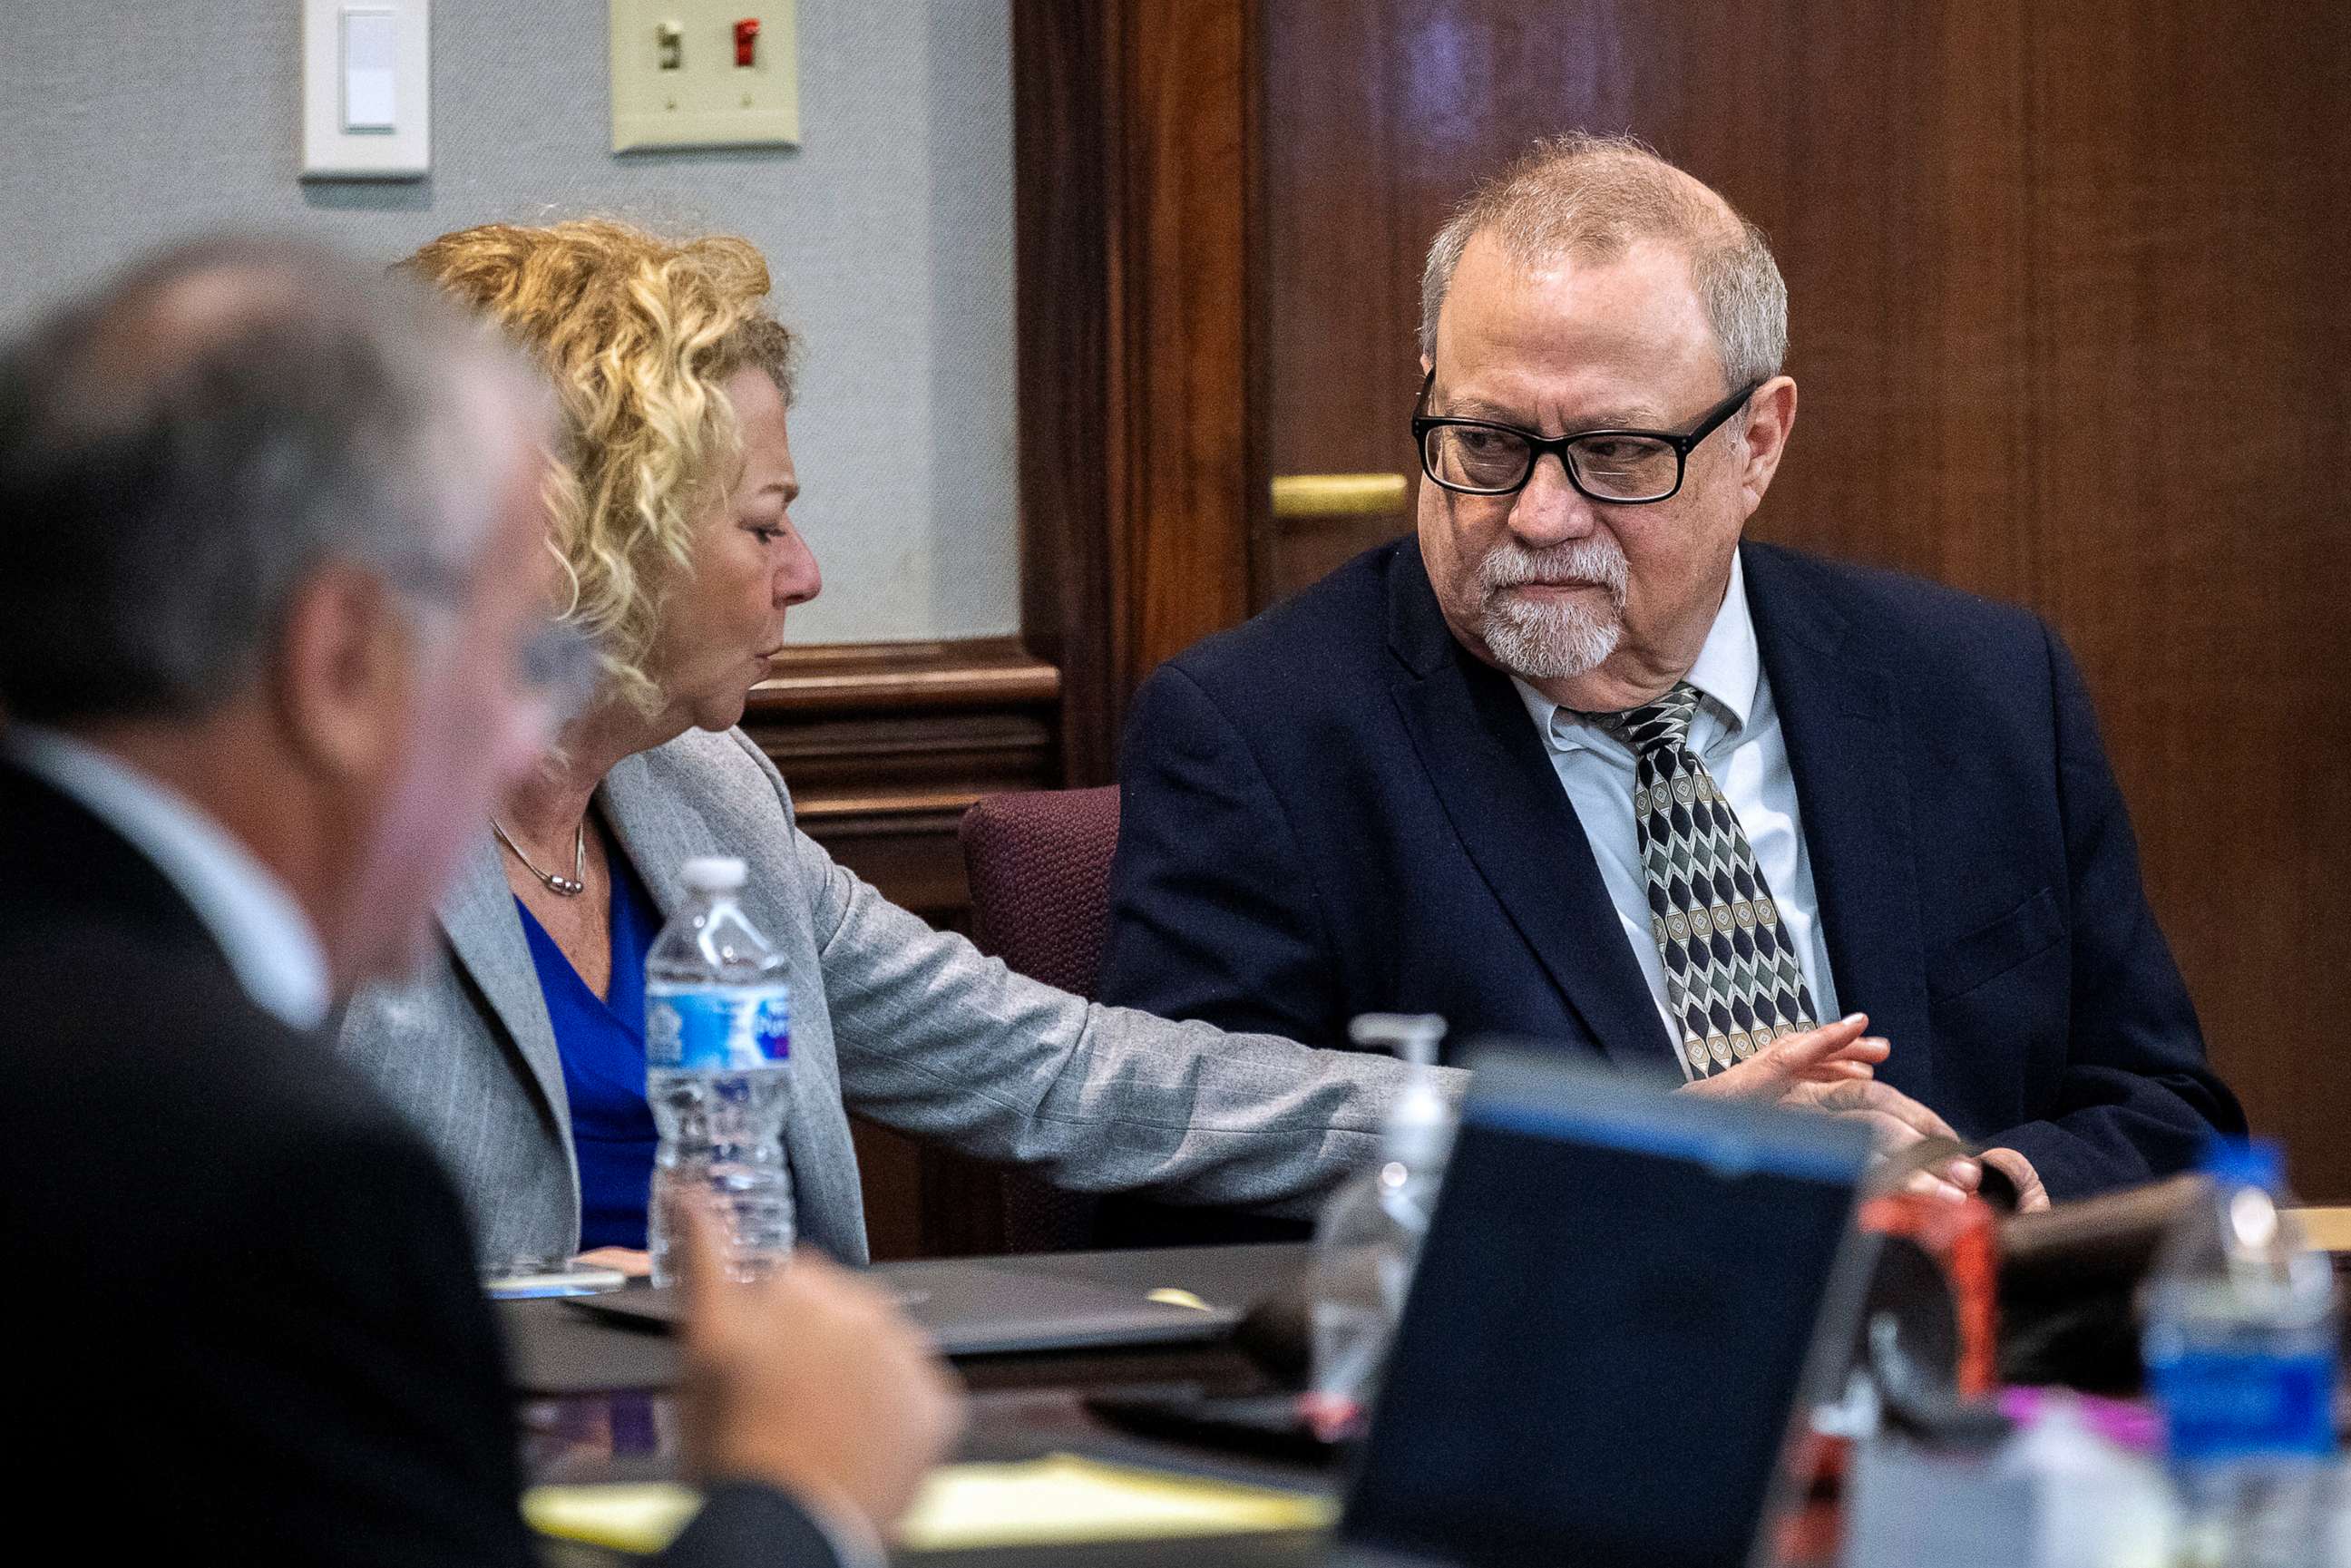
[1101,134,2240,1211]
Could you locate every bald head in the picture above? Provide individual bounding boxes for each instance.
[1419,134,1787,393]
[0,235,543,726]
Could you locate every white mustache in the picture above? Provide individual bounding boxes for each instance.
[1477,540,1629,603]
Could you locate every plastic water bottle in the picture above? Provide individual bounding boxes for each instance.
[1306,1014,1453,1435]
[2142,1138,2339,1568]
[645,856,793,1287]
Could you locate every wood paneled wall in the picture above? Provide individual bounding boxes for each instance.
[1243,0,2351,1195]
[746,638,1061,920]
[1013,0,1258,784]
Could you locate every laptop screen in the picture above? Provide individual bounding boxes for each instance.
[1336,1048,1874,1568]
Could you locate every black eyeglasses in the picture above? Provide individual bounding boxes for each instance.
[1411,369,1762,504]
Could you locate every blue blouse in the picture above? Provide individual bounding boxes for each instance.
[514,849,664,1251]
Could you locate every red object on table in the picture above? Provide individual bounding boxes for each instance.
[1859,1190,2001,1396]
[1779,1193,2004,1566]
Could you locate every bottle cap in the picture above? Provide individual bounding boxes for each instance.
[1349,1014,1452,1167]
[1349,1013,1445,1067]
[680,856,748,893]
[2200,1135,2284,1192]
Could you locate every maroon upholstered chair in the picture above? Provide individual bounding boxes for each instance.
[957,785,1123,999]
[956,785,1123,1251]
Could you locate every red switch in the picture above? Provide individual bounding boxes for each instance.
[734,18,759,67]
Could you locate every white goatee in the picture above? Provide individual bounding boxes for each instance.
[1474,537,1630,680]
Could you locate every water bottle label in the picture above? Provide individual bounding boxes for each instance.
[2151,1349,2337,1460]
[646,985,790,1071]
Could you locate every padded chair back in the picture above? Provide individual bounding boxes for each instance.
[956,786,1122,1252]
[957,785,1122,999]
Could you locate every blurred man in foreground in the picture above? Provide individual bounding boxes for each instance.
[0,237,959,1565]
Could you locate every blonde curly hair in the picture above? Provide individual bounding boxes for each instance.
[402,219,798,712]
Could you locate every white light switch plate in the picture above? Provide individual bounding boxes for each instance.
[610,0,800,153]
[301,0,430,179]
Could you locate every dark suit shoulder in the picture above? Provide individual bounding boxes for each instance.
[0,897,405,1130]
[1146,539,1410,727]
[0,792,536,1563]
[0,799,467,1290]
[0,909,472,1294]
[1743,540,2051,665]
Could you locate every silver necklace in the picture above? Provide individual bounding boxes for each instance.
[492,818,587,897]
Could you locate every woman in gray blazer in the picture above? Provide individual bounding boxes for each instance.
[334,219,1435,1273]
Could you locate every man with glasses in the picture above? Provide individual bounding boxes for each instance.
[1100,134,2240,1209]
[0,237,959,1563]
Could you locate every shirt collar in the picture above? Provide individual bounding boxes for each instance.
[5,726,332,1031]
[1513,549,1761,755]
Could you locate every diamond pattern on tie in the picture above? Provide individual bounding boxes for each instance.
[1588,683,1817,1079]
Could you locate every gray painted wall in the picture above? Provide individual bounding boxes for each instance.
[0,0,1019,645]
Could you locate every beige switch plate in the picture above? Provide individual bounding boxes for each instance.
[610,0,800,152]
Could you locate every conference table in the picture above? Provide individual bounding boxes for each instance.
[507,1221,2351,1564]
[504,1242,1334,1566]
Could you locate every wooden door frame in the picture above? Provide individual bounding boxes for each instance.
[1012,0,1265,785]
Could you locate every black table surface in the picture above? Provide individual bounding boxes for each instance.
[499,1242,1311,1398]
[506,1242,1336,1567]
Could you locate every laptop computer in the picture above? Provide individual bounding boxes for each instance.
[1321,1044,1878,1568]
[571,1254,1243,1357]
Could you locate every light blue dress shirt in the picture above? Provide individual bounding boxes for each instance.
[1511,551,1839,1077]
[6,726,330,1031]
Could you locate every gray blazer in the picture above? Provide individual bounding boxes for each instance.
[337,728,1435,1267]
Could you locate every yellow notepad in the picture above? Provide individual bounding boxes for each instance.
[523,1482,701,1553]
[522,1454,1335,1553]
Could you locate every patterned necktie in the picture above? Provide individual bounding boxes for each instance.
[1586,683,1818,1079]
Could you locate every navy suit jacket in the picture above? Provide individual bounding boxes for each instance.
[1098,537,2242,1201]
